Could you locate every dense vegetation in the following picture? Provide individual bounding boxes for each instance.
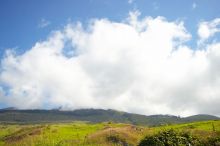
[0,108,219,126]
[0,120,219,146]
[139,129,220,146]
[139,129,201,146]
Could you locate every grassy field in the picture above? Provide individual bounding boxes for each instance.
[0,120,219,146]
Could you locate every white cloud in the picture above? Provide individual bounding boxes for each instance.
[192,2,197,9]
[198,18,220,45]
[128,0,134,4]
[38,18,50,28]
[1,12,220,116]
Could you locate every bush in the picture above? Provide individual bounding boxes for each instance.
[138,129,201,146]
[204,137,220,146]
[106,134,129,146]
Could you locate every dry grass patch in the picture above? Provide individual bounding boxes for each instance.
[3,125,44,144]
[86,125,147,146]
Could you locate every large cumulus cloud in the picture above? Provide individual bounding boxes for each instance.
[1,11,220,116]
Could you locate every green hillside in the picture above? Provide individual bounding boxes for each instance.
[0,120,220,146]
[0,109,219,126]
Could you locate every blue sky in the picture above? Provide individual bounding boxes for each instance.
[1,0,220,116]
[1,0,220,54]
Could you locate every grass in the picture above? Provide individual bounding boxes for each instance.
[157,120,220,131]
[0,120,219,146]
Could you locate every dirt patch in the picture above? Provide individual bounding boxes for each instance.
[4,134,26,143]
[28,129,41,136]
[3,126,44,143]
[51,129,58,133]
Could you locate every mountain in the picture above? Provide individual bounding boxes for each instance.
[0,108,219,126]
[183,114,220,122]
[0,107,17,110]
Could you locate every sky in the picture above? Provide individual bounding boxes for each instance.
[0,0,220,116]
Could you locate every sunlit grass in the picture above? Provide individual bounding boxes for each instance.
[155,120,220,131]
[0,120,219,146]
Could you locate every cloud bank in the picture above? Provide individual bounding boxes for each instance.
[1,11,220,116]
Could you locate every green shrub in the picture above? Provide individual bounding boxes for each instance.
[138,129,201,146]
[106,134,129,146]
[204,137,220,146]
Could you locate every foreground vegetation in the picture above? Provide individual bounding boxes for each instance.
[0,120,219,146]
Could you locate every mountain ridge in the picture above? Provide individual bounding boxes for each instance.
[0,108,219,126]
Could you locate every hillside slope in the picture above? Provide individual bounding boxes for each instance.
[0,120,220,146]
[0,108,219,126]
